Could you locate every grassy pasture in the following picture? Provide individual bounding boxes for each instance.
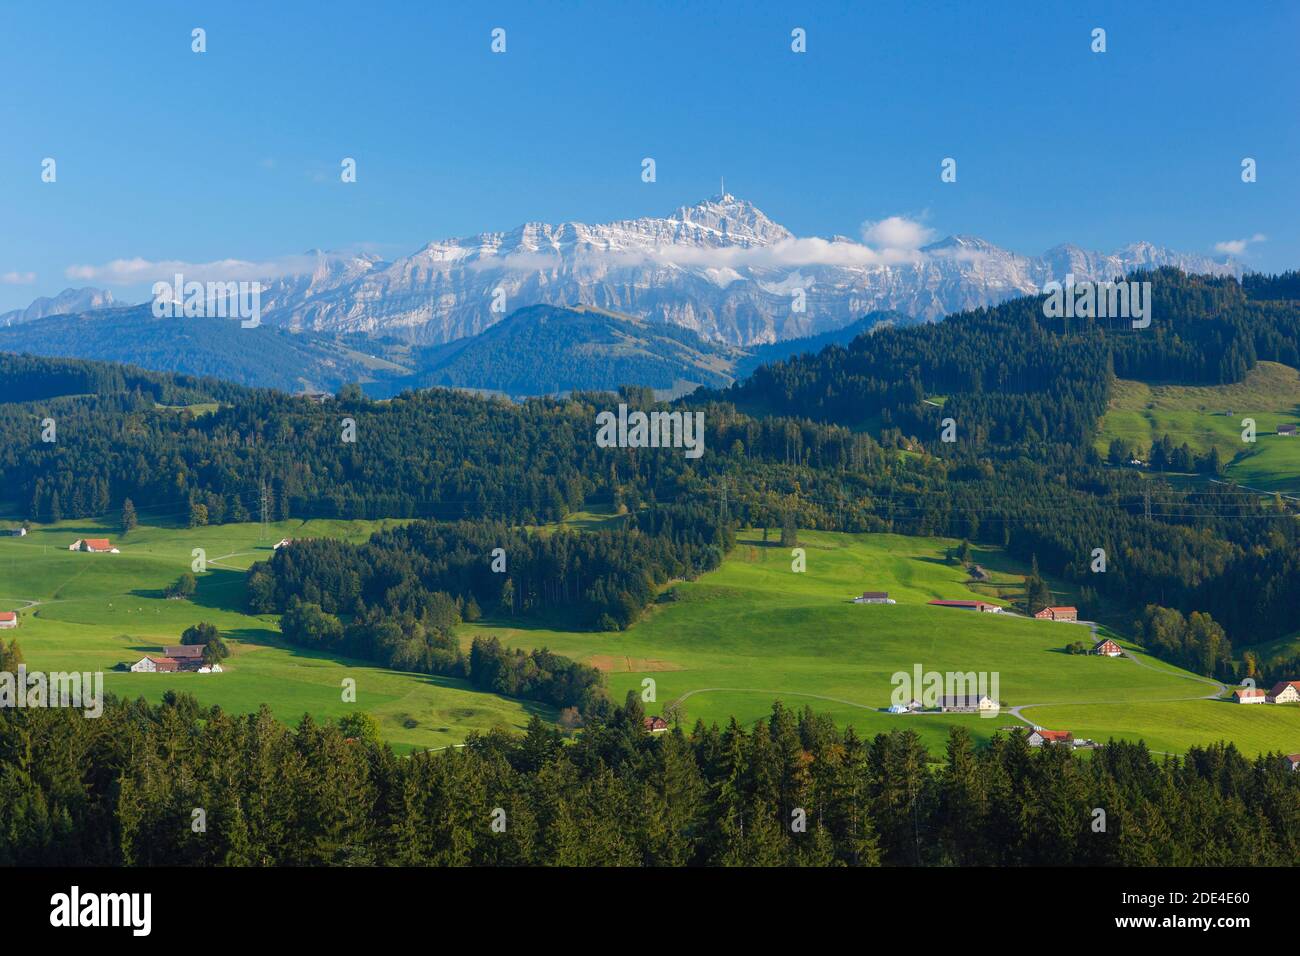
[0,519,546,753]
[5,518,1296,758]
[1096,361,1300,492]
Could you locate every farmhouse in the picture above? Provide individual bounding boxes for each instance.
[68,538,119,554]
[927,599,1001,613]
[0,611,17,630]
[1287,755,1300,772]
[939,693,999,714]
[129,656,179,673]
[164,645,207,671]
[853,590,896,605]
[1233,687,1267,704]
[1034,606,1078,622]
[643,716,668,733]
[1027,728,1073,747]
[1278,424,1297,437]
[1266,681,1300,704]
[1092,638,1122,657]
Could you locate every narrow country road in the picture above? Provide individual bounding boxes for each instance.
[1006,619,1227,728]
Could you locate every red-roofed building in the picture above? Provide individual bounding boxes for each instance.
[1233,687,1267,704]
[0,611,17,629]
[927,599,1001,614]
[129,656,179,673]
[165,645,207,671]
[1092,638,1122,657]
[68,538,118,553]
[1034,606,1078,622]
[1027,728,1073,747]
[643,716,669,733]
[1286,754,1300,772]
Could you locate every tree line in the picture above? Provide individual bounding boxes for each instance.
[1,694,1297,866]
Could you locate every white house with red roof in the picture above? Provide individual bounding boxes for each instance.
[0,611,17,629]
[1286,754,1300,772]
[129,656,179,673]
[1233,687,1267,704]
[68,538,119,554]
[1027,728,1073,747]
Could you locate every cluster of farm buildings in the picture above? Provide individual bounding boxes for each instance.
[1232,681,1300,705]
[855,592,1121,655]
[1,535,228,675]
[128,645,223,674]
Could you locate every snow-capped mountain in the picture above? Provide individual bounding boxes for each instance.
[249,195,1236,346]
[0,287,116,327]
[8,197,1239,347]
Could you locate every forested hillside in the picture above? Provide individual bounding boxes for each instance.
[2,270,1298,681]
[725,269,1300,448]
[2,694,1297,866]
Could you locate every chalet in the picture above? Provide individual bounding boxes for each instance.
[129,656,179,673]
[164,645,207,671]
[1092,638,1122,657]
[273,538,293,550]
[1027,728,1073,747]
[1034,606,1078,622]
[1286,754,1300,772]
[0,611,17,629]
[643,716,669,733]
[1233,687,1267,704]
[68,538,119,554]
[1266,681,1300,704]
[939,693,999,714]
[1278,424,1297,437]
[853,591,896,605]
[927,599,1001,614]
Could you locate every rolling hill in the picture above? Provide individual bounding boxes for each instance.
[1097,360,1300,493]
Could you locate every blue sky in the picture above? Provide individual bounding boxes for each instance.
[1,0,1296,311]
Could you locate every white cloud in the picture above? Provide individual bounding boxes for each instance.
[65,253,348,285]
[860,215,935,251]
[1214,233,1267,256]
[63,212,942,290]
[1,271,36,285]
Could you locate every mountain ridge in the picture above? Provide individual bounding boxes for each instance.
[11,195,1237,349]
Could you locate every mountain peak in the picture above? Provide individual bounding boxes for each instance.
[669,194,792,246]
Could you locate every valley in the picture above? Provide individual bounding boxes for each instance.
[6,516,1296,759]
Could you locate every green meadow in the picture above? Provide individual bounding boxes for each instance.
[465,529,1300,756]
[0,520,546,754]
[3,519,1297,758]
[1096,361,1300,492]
